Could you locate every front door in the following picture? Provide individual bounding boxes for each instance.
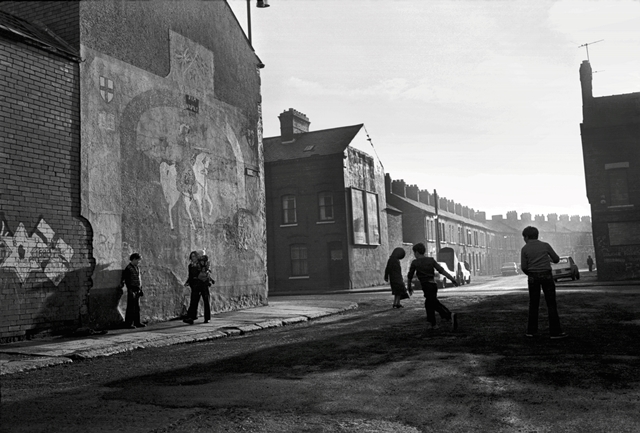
[328,241,347,289]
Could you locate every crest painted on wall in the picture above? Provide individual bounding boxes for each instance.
[99,76,114,103]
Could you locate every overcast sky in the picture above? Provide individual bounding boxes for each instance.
[228,0,640,219]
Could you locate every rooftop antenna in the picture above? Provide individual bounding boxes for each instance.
[578,39,603,62]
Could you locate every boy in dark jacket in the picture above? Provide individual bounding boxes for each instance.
[407,243,458,331]
[120,253,146,329]
[521,226,566,339]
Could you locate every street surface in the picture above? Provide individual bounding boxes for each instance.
[3,270,639,433]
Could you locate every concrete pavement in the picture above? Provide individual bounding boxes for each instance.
[0,298,358,376]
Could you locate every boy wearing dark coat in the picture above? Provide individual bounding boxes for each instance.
[407,243,459,331]
[120,253,146,329]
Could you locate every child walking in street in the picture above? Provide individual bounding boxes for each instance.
[384,247,410,308]
[407,243,459,332]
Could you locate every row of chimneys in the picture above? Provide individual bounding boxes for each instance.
[387,176,484,221]
[277,109,592,225]
[388,176,591,224]
[493,213,591,224]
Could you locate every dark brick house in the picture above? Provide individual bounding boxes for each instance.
[0,1,266,341]
[264,109,389,293]
[580,59,640,280]
[0,5,89,342]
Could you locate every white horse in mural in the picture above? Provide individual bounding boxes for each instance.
[160,162,180,230]
[160,152,213,230]
[183,152,214,230]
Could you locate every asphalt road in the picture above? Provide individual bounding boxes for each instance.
[3,270,638,433]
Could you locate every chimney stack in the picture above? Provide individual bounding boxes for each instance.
[391,179,406,197]
[279,108,310,143]
[419,189,431,205]
[406,184,419,201]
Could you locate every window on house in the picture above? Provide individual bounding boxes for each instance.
[318,191,334,221]
[282,195,297,224]
[290,244,308,276]
[608,168,629,206]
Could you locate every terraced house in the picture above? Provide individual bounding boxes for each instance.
[264,109,389,293]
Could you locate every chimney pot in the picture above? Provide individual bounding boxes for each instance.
[279,108,310,142]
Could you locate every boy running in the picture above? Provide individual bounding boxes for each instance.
[407,243,459,331]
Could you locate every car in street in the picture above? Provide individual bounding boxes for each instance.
[459,261,471,285]
[552,256,580,281]
[435,261,458,287]
[501,262,519,276]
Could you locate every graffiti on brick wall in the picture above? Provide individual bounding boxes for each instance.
[0,218,74,285]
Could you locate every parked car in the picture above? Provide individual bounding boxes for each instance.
[435,261,457,288]
[501,262,519,276]
[459,261,471,285]
[438,247,462,285]
[552,256,580,281]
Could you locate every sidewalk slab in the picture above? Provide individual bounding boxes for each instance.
[0,299,358,376]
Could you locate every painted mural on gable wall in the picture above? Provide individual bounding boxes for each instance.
[80,31,266,324]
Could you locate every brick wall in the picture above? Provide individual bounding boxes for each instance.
[265,155,348,292]
[0,36,91,342]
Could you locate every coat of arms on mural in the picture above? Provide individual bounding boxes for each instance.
[99,75,114,103]
[0,218,74,285]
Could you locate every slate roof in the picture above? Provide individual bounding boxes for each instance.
[384,204,403,214]
[389,193,490,229]
[485,219,521,234]
[263,124,363,163]
[0,10,79,60]
[491,218,590,234]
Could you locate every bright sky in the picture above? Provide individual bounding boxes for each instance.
[228,0,640,219]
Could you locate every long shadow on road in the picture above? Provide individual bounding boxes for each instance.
[4,290,640,433]
[104,290,640,391]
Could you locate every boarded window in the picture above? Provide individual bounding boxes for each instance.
[350,188,380,245]
[608,168,629,206]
